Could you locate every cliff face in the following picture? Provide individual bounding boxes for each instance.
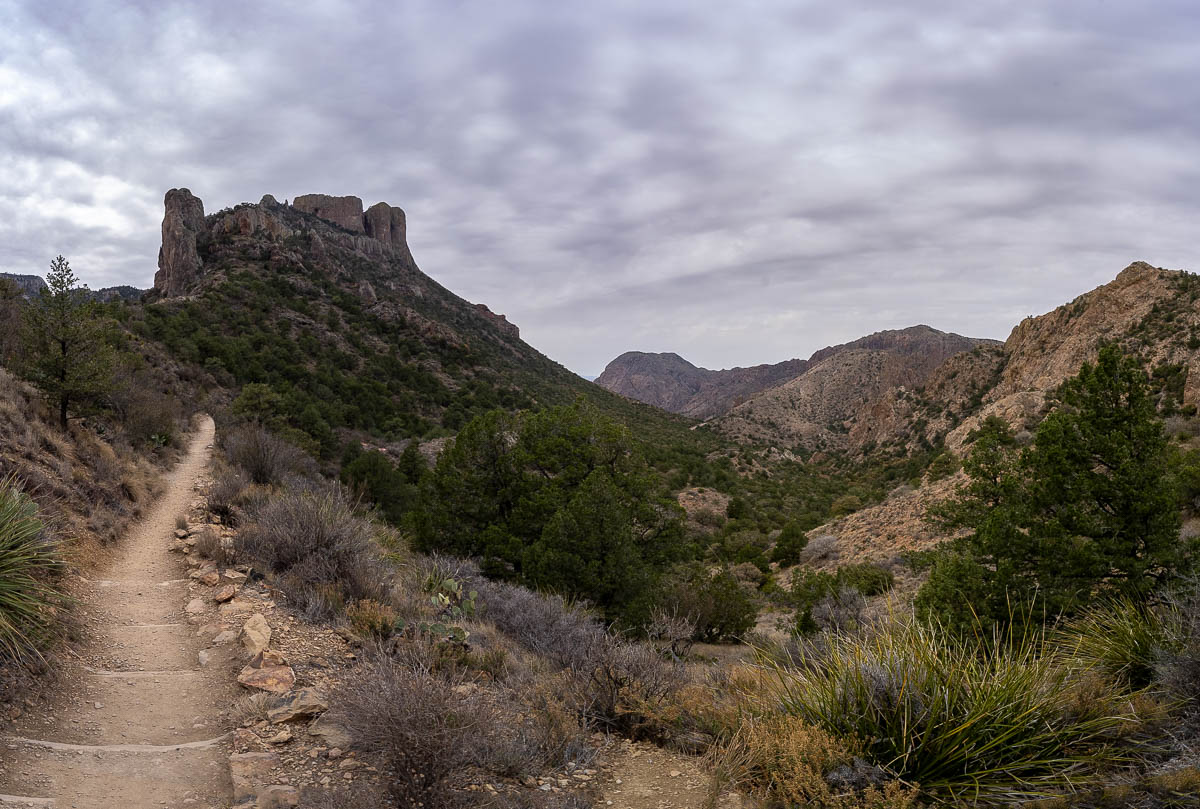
[0,273,48,297]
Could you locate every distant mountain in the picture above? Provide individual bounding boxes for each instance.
[0,273,47,297]
[596,326,999,448]
[595,352,808,419]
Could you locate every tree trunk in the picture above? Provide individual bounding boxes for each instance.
[59,395,68,431]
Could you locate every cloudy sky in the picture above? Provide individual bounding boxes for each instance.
[3,1,1199,376]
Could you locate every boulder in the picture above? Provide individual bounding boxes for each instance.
[267,688,328,723]
[255,785,299,808]
[241,613,271,655]
[307,714,353,748]
[213,584,239,603]
[237,664,295,693]
[229,751,280,803]
[185,598,206,614]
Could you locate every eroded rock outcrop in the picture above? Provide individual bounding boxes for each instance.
[153,188,205,296]
[292,194,366,233]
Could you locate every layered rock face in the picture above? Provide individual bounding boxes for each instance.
[292,194,365,233]
[153,188,206,297]
[0,273,48,297]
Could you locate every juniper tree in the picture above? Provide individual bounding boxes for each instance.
[20,256,115,430]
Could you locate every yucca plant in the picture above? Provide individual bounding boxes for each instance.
[0,475,64,663]
[771,617,1138,803]
[1058,597,1181,690]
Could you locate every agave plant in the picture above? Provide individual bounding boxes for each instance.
[0,475,64,663]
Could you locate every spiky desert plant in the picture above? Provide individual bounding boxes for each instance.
[0,475,63,662]
[772,616,1138,803]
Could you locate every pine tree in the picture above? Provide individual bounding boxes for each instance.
[19,256,115,430]
[919,346,1192,632]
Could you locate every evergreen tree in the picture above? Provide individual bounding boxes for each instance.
[919,346,1192,632]
[19,257,115,430]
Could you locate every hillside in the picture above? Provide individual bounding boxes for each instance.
[713,326,996,450]
[130,189,707,460]
[807,261,1200,563]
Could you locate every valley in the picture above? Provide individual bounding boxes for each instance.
[2,191,1199,808]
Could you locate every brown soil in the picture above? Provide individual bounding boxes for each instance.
[596,740,750,809]
[0,416,238,808]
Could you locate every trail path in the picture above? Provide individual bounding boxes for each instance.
[0,416,236,808]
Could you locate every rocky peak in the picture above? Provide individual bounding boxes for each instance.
[153,188,206,297]
[0,272,48,298]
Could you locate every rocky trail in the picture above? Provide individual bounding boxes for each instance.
[0,417,237,808]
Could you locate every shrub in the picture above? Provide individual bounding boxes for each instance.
[192,526,229,565]
[1059,598,1176,690]
[837,562,895,597]
[660,563,758,642]
[770,521,809,566]
[334,651,487,807]
[774,617,1135,803]
[0,476,63,663]
[234,487,386,619]
[346,599,400,640]
[472,577,607,670]
[207,467,249,524]
[709,714,918,809]
[223,425,311,485]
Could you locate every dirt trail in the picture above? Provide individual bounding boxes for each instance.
[0,416,236,808]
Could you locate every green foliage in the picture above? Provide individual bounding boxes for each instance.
[341,449,417,525]
[18,256,116,429]
[774,617,1136,803]
[414,400,685,618]
[769,521,809,566]
[0,476,63,663]
[1057,597,1176,690]
[790,563,894,634]
[657,562,758,642]
[921,346,1194,633]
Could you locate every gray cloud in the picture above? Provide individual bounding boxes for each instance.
[2,0,1198,375]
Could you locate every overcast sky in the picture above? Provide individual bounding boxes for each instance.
[3,1,1199,376]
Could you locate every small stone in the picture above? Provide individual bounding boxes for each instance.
[223,569,248,582]
[197,570,221,587]
[174,528,189,539]
[185,598,206,614]
[255,784,300,808]
[213,630,238,645]
[213,584,239,603]
[265,728,292,744]
[198,650,212,667]
[229,752,280,802]
[669,770,683,777]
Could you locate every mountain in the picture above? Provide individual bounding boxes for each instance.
[0,273,47,297]
[134,188,700,457]
[806,261,1200,563]
[598,326,998,451]
[595,352,807,419]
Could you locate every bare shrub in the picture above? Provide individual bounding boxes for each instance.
[811,587,867,634]
[646,608,696,661]
[192,526,228,565]
[234,488,387,619]
[346,599,399,639]
[174,514,188,530]
[207,467,248,524]
[229,691,272,727]
[471,577,607,671]
[334,651,488,807]
[299,783,387,809]
[222,425,311,485]
[802,534,840,564]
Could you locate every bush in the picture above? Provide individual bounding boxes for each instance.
[710,714,918,809]
[836,562,894,597]
[770,521,808,566]
[334,651,486,807]
[1059,598,1177,690]
[192,526,229,565]
[0,476,63,663]
[234,487,386,619]
[791,564,894,634]
[660,563,758,642]
[471,577,607,671]
[346,599,400,640]
[774,617,1135,803]
[206,467,248,524]
[223,425,311,485]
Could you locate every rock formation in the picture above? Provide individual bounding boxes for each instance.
[153,188,206,297]
[0,273,48,297]
[292,194,366,233]
[474,303,520,339]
